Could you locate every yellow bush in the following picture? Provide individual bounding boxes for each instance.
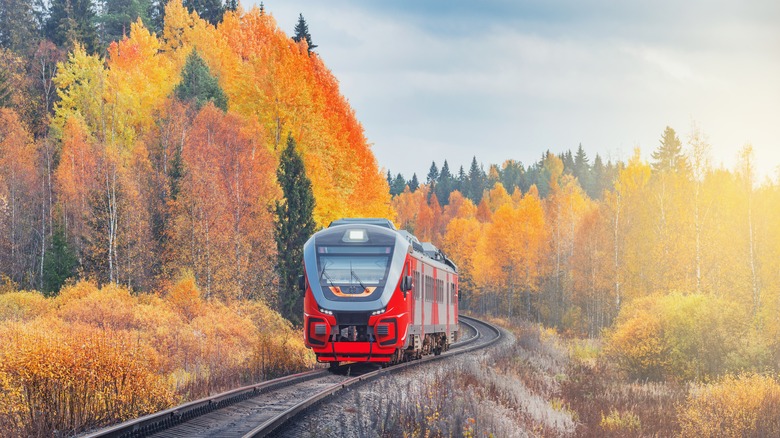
[604,293,752,381]
[0,291,50,321]
[600,408,641,434]
[0,279,314,436]
[678,373,780,437]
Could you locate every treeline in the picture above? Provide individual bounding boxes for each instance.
[387,145,622,203]
[0,0,391,298]
[394,125,780,378]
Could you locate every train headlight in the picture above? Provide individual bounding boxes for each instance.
[319,308,334,315]
[371,307,386,316]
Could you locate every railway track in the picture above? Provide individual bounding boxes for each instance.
[82,316,500,438]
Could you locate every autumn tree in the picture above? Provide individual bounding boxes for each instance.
[0,109,42,289]
[275,136,315,324]
[172,104,277,300]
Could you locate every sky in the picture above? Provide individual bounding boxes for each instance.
[254,0,780,181]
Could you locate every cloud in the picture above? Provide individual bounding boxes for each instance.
[259,0,780,179]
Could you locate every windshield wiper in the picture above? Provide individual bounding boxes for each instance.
[320,265,336,288]
[351,269,367,291]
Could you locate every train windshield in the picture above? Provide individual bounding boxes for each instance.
[316,246,392,298]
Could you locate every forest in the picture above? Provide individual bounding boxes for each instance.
[392,130,780,365]
[0,0,389,435]
[1,0,779,436]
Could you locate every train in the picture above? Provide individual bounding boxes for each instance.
[301,218,459,366]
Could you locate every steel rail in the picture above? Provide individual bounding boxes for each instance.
[243,315,501,437]
[80,369,328,438]
[82,316,499,438]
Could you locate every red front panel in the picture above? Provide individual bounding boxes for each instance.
[303,257,412,363]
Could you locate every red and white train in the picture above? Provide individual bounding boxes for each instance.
[302,218,458,366]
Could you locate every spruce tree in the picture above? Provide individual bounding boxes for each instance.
[408,173,419,192]
[466,157,485,203]
[98,0,151,46]
[436,160,453,205]
[391,173,406,196]
[183,0,225,26]
[0,67,11,107]
[274,135,316,324]
[652,126,688,173]
[42,225,77,296]
[292,13,316,53]
[573,143,590,193]
[45,0,99,52]
[0,0,38,54]
[174,50,228,111]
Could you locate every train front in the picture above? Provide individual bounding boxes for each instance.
[302,223,411,364]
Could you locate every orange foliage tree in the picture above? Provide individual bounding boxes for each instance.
[172,104,277,301]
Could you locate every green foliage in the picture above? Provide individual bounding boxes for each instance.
[174,50,227,111]
[42,225,77,296]
[0,67,10,107]
[183,0,224,26]
[98,0,152,46]
[292,13,316,53]
[45,0,99,53]
[652,126,688,173]
[0,0,39,54]
[274,136,316,324]
[604,293,764,382]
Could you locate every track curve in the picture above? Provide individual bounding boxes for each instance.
[81,316,500,438]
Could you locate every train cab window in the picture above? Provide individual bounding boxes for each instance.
[316,245,392,300]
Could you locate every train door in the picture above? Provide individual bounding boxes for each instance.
[423,265,433,335]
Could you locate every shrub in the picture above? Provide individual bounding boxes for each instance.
[604,293,756,381]
[678,373,780,437]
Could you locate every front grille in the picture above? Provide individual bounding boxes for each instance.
[376,325,389,336]
[335,312,369,326]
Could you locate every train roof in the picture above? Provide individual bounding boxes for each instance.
[326,218,458,273]
[328,218,396,230]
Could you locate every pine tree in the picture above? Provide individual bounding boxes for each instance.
[174,50,228,111]
[456,165,466,194]
[183,0,225,26]
[652,126,688,173]
[391,173,406,196]
[589,154,605,199]
[42,224,77,296]
[275,136,316,324]
[0,67,11,107]
[426,161,439,185]
[45,0,99,53]
[0,0,39,54]
[436,160,453,205]
[573,143,590,192]
[148,0,168,34]
[408,173,419,192]
[466,156,486,203]
[98,0,151,46]
[292,13,316,53]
